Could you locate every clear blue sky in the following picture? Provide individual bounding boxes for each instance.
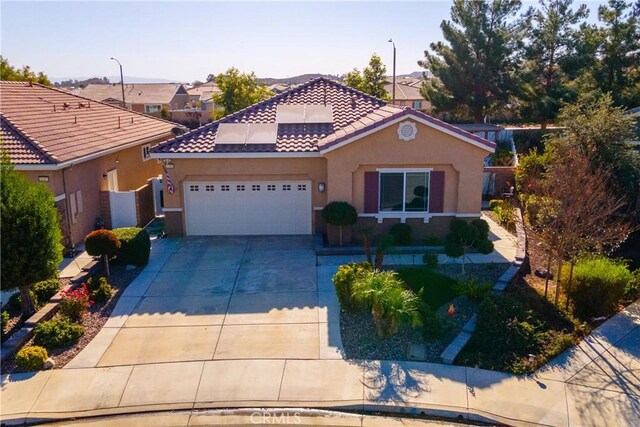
[1,1,608,82]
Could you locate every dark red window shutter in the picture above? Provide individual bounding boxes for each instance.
[364,171,379,213]
[429,171,445,213]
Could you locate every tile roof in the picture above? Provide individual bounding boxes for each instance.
[1,81,179,165]
[152,77,495,155]
[384,82,424,101]
[73,83,187,105]
[187,82,220,97]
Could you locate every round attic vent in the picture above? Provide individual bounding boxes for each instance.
[397,121,417,141]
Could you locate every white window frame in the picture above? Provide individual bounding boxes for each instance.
[412,100,422,109]
[76,190,83,214]
[142,144,152,161]
[376,168,432,222]
[144,104,162,113]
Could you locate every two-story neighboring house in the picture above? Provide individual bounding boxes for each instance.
[1,81,183,247]
[73,83,190,116]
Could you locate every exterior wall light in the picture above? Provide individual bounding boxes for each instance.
[38,176,49,182]
[318,183,326,192]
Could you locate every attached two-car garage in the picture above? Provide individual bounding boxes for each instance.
[184,181,312,235]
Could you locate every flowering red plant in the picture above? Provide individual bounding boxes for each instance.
[59,284,93,321]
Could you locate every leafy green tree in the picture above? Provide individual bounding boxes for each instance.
[0,56,51,86]
[519,0,588,128]
[322,201,358,246]
[551,93,640,217]
[212,68,273,117]
[343,54,389,99]
[419,0,523,121]
[343,68,365,92]
[444,218,494,274]
[85,230,121,277]
[0,155,62,316]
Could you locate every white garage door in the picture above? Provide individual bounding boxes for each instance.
[184,181,312,235]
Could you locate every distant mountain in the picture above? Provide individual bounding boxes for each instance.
[257,73,341,85]
[52,75,182,85]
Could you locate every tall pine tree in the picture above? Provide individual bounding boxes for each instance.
[419,0,522,121]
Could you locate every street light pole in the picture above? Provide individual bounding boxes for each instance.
[110,57,126,108]
[388,39,396,105]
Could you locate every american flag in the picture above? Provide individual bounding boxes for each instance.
[163,165,175,195]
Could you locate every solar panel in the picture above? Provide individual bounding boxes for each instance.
[246,123,277,144]
[216,123,277,145]
[305,104,333,123]
[276,105,305,123]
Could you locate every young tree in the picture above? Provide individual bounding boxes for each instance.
[418,0,522,121]
[85,230,121,277]
[0,155,62,316]
[519,0,588,128]
[0,56,51,86]
[444,219,494,275]
[212,68,273,117]
[343,54,390,99]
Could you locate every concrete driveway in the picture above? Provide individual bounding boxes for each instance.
[66,235,342,369]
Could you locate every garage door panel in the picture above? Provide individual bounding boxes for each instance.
[185,181,312,236]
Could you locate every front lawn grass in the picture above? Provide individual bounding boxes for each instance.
[397,267,458,309]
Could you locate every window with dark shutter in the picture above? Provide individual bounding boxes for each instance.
[429,171,445,213]
[364,172,379,213]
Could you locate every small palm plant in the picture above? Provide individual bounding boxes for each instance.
[351,270,421,338]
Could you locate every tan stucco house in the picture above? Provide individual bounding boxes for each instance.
[73,83,190,117]
[151,78,495,240]
[1,81,182,247]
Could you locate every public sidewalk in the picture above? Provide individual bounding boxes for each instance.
[2,299,638,426]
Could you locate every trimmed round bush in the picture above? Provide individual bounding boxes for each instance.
[321,201,357,226]
[34,318,84,349]
[475,239,495,254]
[390,223,412,246]
[113,227,151,266]
[565,256,634,319]
[15,346,48,372]
[85,229,121,258]
[471,219,490,240]
[449,218,467,234]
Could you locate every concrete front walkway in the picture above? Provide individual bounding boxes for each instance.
[2,234,639,426]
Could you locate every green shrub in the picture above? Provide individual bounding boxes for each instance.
[419,304,442,338]
[113,227,151,266]
[7,291,38,312]
[34,318,84,349]
[475,239,495,254]
[389,223,412,246]
[449,218,467,235]
[85,229,120,257]
[488,199,503,211]
[453,277,493,301]
[424,236,443,246]
[86,277,114,303]
[471,219,490,240]
[1,311,9,336]
[564,256,634,319]
[458,293,575,374]
[332,262,371,312]
[322,201,357,226]
[15,346,48,372]
[59,284,91,321]
[32,279,61,304]
[422,253,438,269]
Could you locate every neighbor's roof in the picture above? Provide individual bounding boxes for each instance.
[384,82,424,101]
[73,83,187,105]
[187,82,220,97]
[454,123,504,132]
[152,77,495,155]
[0,81,179,165]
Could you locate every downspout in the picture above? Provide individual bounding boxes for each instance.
[61,166,74,249]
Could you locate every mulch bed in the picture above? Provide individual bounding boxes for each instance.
[340,263,510,362]
[1,264,142,374]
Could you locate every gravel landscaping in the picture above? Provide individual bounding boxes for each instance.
[340,262,510,362]
[1,263,142,374]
